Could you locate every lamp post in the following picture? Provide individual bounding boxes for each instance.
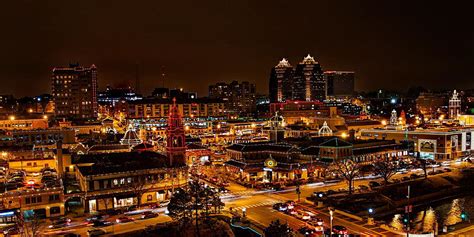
[329,207,334,237]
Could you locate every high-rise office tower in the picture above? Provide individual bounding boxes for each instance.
[269,58,293,103]
[52,64,98,118]
[325,71,355,98]
[293,54,325,101]
[209,80,256,115]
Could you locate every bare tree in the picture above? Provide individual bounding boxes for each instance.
[331,158,360,194]
[17,212,42,237]
[373,158,398,185]
[128,176,156,208]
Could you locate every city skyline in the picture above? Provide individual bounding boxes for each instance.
[1,1,473,97]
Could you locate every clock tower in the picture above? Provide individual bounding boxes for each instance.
[166,98,186,166]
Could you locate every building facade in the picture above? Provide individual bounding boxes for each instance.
[269,59,294,103]
[293,55,325,101]
[128,98,226,118]
[52,64,98,118]
[209,80,256,115]
[325,71,355,98]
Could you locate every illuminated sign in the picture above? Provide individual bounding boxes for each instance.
[0,211,15,216]
[264,157,277,168]
[418,139,436,153]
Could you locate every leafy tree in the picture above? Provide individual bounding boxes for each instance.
[264,219,294,237]
[331,158,360,194]
[373,158,398,185]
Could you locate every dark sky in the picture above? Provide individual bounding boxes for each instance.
[1,1,473,97]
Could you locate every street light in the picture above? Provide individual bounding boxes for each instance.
[9,115,15,121]
[328,207,334,237]
[242,207,246,217]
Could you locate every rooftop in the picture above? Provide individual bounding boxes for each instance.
[74,151,178,176]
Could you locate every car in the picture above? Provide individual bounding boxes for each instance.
[287,209,298,216]
[159,200,171,207]
[218,187,229,193]
[126,205,138,211]
[274,203,289,212]
[358,185,369,191]
[3,226,19,235]
[410,174,420,179]
[298,226,315,236]
[428,171,435,175]
[326,225,348,235]
[116,216,134,223]
[391,178,400,183]
[90,220,112,227]
[368,181,380,188]
[86,214,109,222]
[402,176,411,181]
[87,228,106,236]
[444,168,452,172]
[325,189,336,195]
[141,211,159,219]
[313,191,325,198]
[308,217,324,226]
[49,217,71,229]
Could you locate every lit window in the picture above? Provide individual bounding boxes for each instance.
[120,178,125,185]
[113,179,118,185]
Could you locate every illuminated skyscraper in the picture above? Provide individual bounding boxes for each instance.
[269,58,293,103]
[52,64,98,118]
[293,54,325,102]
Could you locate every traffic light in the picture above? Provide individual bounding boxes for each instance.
[402,214,410,225]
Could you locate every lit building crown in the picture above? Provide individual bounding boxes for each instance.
[301,54,317,64]
[276,58,292,68]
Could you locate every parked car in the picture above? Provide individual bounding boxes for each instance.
[141,211,159,219]
[358,185,369,191]
[3,226,19,235]
[368,181,380,188]
[391,178,400,183]
[410,174,420,179]
[444,168,452,172]
[401,176,411,182]
[159,200,170,207]
[87,228,106,236]
[86,214,109,222]
[116,216,134,223]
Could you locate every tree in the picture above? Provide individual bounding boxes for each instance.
[417,159,428,178]
[373,158,397,185]
[167,179,224,235]
[17,212,42,237]
[331,158,360,194]
[128,176,156,209]
[264,219,294,237]
[167,187,193,222]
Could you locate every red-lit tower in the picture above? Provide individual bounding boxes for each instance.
[166,98,186,166]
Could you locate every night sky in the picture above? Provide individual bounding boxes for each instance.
[1,1,473,97]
